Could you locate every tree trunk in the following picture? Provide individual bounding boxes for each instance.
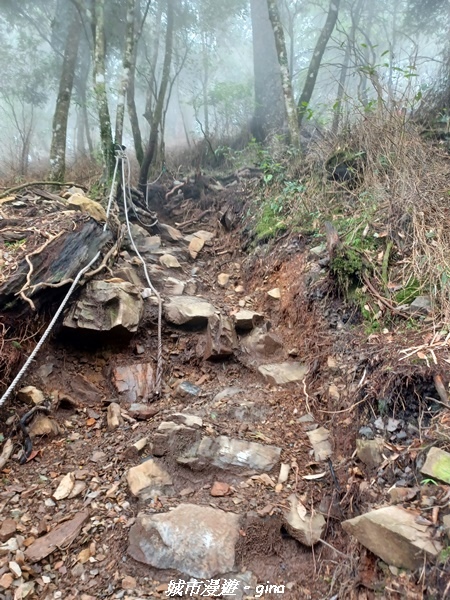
[115,0,136,147]
[49,6,81,181]
[331,0,363,135]
[267,0,299,147]
[92,0,114,179]
[138,0,174,190]
[297,0,341,128]
[250,0,286,142]
[127,45,144,164]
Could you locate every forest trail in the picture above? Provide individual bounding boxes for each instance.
[0,184,449,600]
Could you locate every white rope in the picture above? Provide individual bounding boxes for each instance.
[119,149,163,396]
[0,159,121,409]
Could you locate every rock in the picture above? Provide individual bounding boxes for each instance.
[127,403,159,420]
[126,223,161,254]
[310,244,326,257]
[163,277,185,296]
[157,421,191,434]
[190,230,215,243]
[420,447,450,484]
[159,254,182,269]
[258,362,308,386]
[170,413,203,428]
[278,463,290,484]
[29,415,62,438]
[217,273,230,287]
[128,504,240,578]
[63,280,143,336]
[107,402,123,430]
[386,417,401,432]
[0,519,17,543]
[213,387,243,402]
[233,310,264,331]
[126,459,173,499]
[0,573,13,589]
[388,487,419,504]
[112,362,155,403]
[179,435,281,472]
[210,482,231,497]
[8,561,21,579]
[343,506,442,569]
[53,472,75,500]
[443,514,450,539]
[66,194,107,222]
[25,511,90,562]
[163,296,216,326]
[122,576,137,590]
[307,427,332,461]
[113,265,143,287]
[175,381,201,399]
[356,438,384,469]
[241,326,283,358]
[17,386,45,405]
[358,426,374,439]
[283,494,325,546]
[268,288,281,299]
[409,295,432,315]
[189,236,205,259]
[158,223,184,242]
[204,314,238,360]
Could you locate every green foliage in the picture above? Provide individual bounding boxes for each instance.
[254,202,287,241]
[394,278,421,305]
[4,239,26,251]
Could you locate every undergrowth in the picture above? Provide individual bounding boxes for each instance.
[248,109,450,323]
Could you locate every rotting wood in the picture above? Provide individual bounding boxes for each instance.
[0,181,86,199]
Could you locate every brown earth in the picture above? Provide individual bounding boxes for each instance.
[0,183,449,600]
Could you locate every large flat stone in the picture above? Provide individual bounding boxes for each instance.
[342,506,442,570]
[128,504,240,578]
[178,435,281,472]
[163,296,216,326]
[258,362,308,385]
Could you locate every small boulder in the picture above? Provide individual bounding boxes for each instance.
[160,253,182,269]
[17,386,45,405]
[163,296,216,326]
[204,314,238,360]
[307,427,332,461]
[112,362,155,403]
[107,403,123,430]
[63,280,143,336]
[342,505,442,570]
[128,504,240,578]
[233,310,264,331]
[258,362,308,385]
[127,459,173,499]
[283,494,325,546]
[175,381,201,399]
[421,447,450,484]
[66,194,106,222]
[163,277,185,296]
[29,415,62,438]
[241,326,283,358]
[217,273,230,287]
[356,438,384,469]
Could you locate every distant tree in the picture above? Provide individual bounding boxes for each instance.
[49,3,81,181]
[267,0,300,146]
[297,0,341,128]
[250,0,287,141]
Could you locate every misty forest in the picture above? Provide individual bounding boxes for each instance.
[2,1,450,599]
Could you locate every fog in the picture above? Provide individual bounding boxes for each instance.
[0,0,446,183]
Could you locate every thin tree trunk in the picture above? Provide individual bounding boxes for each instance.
[127,46,144,163]
[49,6,81,181]
[332,0,363,135]
[139,0,174,189]
[115,0,135,146]
[297,0,341,128]
[92,0,114,178]
[267,0,299,147]
[201,31,210,137]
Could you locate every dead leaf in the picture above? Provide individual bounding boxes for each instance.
[295,499,307,521]
[302,472,326,480]
[86,418,96,427]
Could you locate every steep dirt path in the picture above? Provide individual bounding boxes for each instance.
[1,201,447,600]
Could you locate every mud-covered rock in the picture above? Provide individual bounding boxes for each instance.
[112,362,155,403]
[204,314,238,360]
[258,362,308,385]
